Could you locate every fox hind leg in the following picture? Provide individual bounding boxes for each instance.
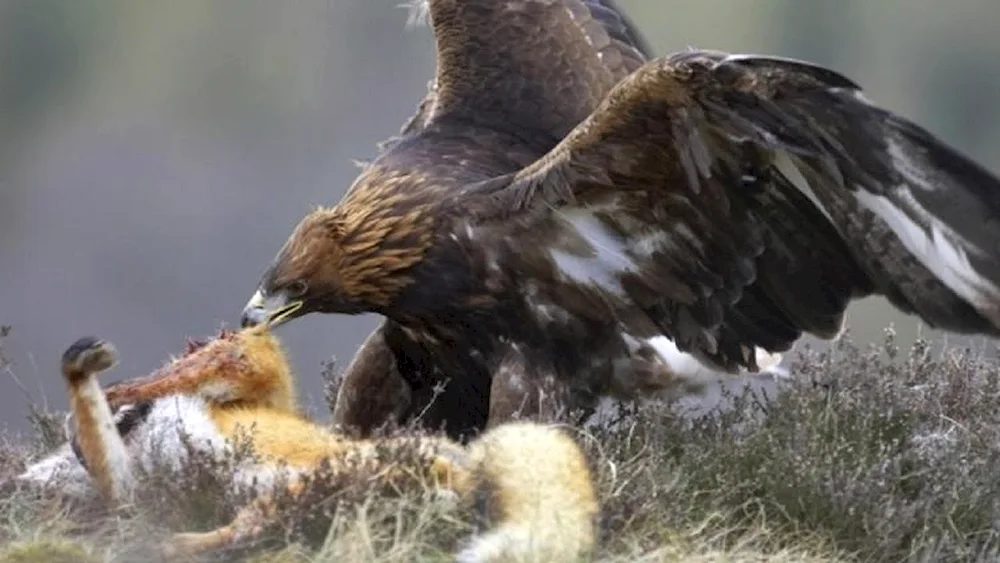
[161,479,305,559]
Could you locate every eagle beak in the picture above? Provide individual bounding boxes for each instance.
[240,290,304,329]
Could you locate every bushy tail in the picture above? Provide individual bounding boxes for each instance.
[456,422,599,563]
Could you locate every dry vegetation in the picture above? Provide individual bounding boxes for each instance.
[1,325,1000,562]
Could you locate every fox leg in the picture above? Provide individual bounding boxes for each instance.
[162,447,470,560]
[387,439,472,494]
[60,337,136,507]
[162,479,304,559]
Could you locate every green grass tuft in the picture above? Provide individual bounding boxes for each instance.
[0,538,100,563]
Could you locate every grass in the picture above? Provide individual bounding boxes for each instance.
[1,325,1000,562]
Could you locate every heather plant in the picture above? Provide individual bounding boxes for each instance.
[1,325,999,562]
[588,328,1000,562]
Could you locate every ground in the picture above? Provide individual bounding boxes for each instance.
[2,325,1000,562]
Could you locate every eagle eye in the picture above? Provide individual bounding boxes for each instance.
[285,280,308,299]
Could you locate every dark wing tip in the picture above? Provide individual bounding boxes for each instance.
[586,0,656,59]
[666,50,862,93]
[719,53,863,90]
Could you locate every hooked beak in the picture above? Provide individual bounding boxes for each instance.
[240,290,304,329]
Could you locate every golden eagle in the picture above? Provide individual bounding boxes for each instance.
[241,0,1000,441]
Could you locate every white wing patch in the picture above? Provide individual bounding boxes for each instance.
[549,208,638,296]
[854,135,1000,313]
[631,230,671,259]
[585,335,791,432]
[854,188,1000,312]
[772,151,838,227]
[403,0,431,29]
[645,335,789,383]
[775,128,1000,319]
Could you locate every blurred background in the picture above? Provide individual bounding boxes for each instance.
[2,0,1000,431]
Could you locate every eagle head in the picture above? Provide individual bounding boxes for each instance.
[241,187,438,328]
[242,209,357,328]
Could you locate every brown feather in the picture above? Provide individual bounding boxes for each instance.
[244,4,993,441]
[462,50,1000,373]
[387,0,650,150]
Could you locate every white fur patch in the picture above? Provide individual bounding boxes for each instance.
[232,463,305,495]
[14,443,98,500]
[549,208,638,296]
[133,396,309,498]
[454,524,550,563]
[131,395,230,474]
[18,394,298,502]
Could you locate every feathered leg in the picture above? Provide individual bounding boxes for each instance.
[486,346,579,428]
[330,322,413,435]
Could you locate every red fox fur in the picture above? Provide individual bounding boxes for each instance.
[39,320,599,562]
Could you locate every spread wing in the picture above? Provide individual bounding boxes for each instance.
[464,50,1000,372]
[392,0,653,144]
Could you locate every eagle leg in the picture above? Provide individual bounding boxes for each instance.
[486,346,587,429]
[330,323,412,437]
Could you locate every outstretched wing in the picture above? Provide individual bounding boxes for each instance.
[465,50,1000,372]
[393,0,653,144]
